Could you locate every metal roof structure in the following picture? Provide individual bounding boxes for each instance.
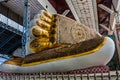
[2,0,45,19]
[0,0,56,56]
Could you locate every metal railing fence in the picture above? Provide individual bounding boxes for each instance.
[0,70,119,80]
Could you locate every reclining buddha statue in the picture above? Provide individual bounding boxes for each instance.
[0,10,115,73]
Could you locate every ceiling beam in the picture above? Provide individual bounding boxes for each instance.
[37,0,57,14]
[92,0,99,32]
[0,14,23,35]
[99,24,110,32]
[98,4,114,14]
[62,9,70,16]
[65,0,80,21]
[65,0,99,32]
[98,0,120,30]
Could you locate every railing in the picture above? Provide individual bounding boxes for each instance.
[0,65,119,80]
[0,71,119,80]
[0,14,23,35]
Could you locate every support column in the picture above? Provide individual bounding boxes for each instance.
[114,27,120,63]
[22,0,30,57]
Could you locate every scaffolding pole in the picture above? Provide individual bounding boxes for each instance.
[22,0,30,57]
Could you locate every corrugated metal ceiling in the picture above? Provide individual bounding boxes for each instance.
[2,0,45,19]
